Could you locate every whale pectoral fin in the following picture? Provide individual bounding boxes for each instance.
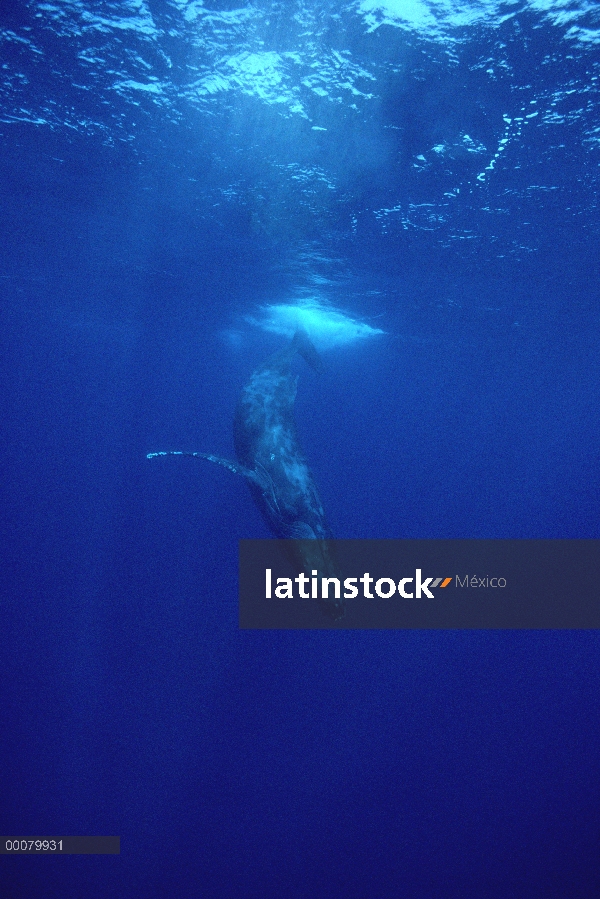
[147,450,261,484]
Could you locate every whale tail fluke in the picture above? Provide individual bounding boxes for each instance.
[292,328,324,374]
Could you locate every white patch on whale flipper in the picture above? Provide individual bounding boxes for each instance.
[147,450,266,489]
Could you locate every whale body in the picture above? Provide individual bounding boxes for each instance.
[149,330,343,618]
[233,329,332,541]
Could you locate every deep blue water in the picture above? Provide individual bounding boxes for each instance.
[1,2,600,896]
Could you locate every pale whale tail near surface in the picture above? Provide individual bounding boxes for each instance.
[148,329,344,619]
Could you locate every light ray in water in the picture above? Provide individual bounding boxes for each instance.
[247,301,385,351]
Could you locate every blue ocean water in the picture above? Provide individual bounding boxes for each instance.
[1,1,599,896]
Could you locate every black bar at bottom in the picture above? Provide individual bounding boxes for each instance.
[1,837,120,854]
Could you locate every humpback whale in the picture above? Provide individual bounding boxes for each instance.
[149,330,343,618]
